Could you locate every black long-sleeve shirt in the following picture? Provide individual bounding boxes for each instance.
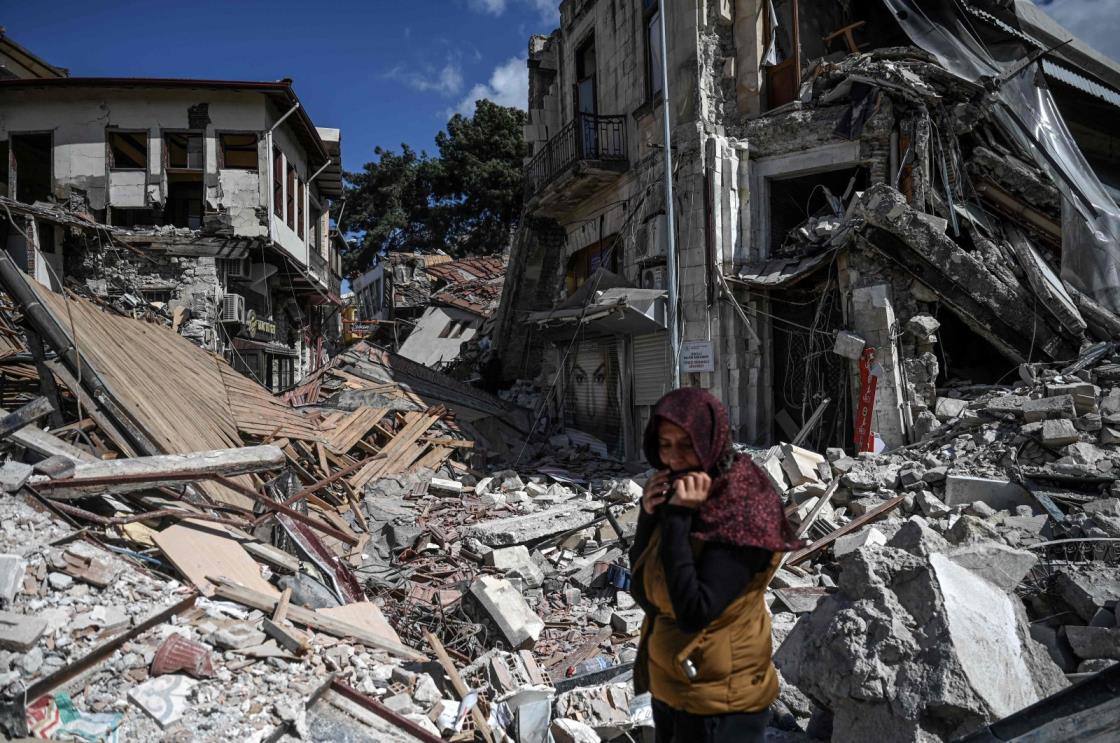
[630,505,771,633]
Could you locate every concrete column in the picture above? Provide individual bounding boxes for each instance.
[851,284,910,449]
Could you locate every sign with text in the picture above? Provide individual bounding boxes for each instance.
[680,340,715,373]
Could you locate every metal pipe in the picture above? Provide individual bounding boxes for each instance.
[308,158,332,183]
[268,101,302,134]
[658,0,681,389]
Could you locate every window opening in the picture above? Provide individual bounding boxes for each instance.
[108,131,148,169]
[644,0,663,99]
[165,132,203,170]
[286,164,296,231]
[220,133,258,170]
[273,148,284,217]
[10,133,52,204]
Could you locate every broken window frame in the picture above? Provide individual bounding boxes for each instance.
[163,130,204,171]
[217,132,259,171]
[296,177,304,242]
[106,129,149,171]
[273,147,284,218]
[286,163,296,231]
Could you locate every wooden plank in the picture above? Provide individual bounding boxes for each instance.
[318,601,403,646]
[785,494,907,566]
[31,445,286,498]
[425,631,495,743]
[209,577,425,661]
[0,405,98,463]
[272,587,293,624]
[326,407,387,454]
[0,396,54,440]
[153,519,280,598]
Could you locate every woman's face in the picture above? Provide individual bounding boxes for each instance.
[657,420,702,473]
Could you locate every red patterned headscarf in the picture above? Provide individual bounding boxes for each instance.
[643,388,803,552]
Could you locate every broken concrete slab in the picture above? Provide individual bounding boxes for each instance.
[0,608,46,650]
[128,674,198,728]
[934,397,969,421]
[833,526,887,558]
[781,444,826,487]
[1054,567,1120,623]
[943,475,1032,511]
[1022,395,1076,423]
[485,545,545,588]
[469,575,544,649]
[609,609,644,635]
[948,543,1037,593]
[1041,418,1080,447]
[0,554,26,604]
[0,460,33,492]
[1064,625,1120,661]
[462,503,595,547]
[776,546,1067,742]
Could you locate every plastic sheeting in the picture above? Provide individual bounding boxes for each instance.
[879,0,1120,315]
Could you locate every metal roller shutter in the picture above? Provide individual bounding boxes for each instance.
[633,332,670,406]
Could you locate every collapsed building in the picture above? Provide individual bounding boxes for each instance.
[495,0,1120,463]
[0,74,345,391]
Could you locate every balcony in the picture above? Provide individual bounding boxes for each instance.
[524,113,628,216]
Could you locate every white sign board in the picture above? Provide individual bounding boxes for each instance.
[680,340,715,373]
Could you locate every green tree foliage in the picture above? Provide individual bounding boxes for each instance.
[338,99,527,276]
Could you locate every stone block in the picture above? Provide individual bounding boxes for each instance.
[469,576,544,649]
[832,330,865,360]
[211,623,266,650]
[1064,625,1120,661]
[610,608,644,635]
[485,545,545,588]
[1030,624,1078,672]
[760,452,790,492]
[948,543,1038,593]
[0,554,26,604]
[934,397,969,421]
[780,444,825,487]
[0,609,46,650]
[1041,419,1080,447]
[429,477,463,494]
[551,718,601,743]
[916,491,951,517]
[833,526,887,558]
[0,460,33,492]
[984,395,1030,417]
[1022,395,1075,422]
[943,475,1032,511]
[1055,567,1120,623]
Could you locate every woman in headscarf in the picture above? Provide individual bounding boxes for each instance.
[629,387,803,743]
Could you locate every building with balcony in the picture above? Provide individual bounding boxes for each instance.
[494,0,1120,462]
[0,76,344,391]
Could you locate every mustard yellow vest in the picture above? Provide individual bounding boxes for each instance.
[634,527,780,715]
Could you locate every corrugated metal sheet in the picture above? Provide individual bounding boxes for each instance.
[1042,60,1120,109]
[632,332,670,406]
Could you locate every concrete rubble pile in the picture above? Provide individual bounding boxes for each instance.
[753,339,1120,741]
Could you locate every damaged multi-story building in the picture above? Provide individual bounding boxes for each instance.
[494,0,1120,461]
[0,70,344,391]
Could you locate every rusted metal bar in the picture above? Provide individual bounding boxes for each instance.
[213,476,358,546]
[279,457,371,508]
[330,680,445,743]
[48,501,250,530]
[25,593,197,702]
[786,494,906,566]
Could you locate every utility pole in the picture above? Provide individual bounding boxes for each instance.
[658,1,681,389]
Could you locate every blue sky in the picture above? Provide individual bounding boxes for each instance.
[2,0,558,172]
[3,1,1117,177]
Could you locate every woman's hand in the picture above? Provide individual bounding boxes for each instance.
[641,470,671,515]
[669,472,712,509]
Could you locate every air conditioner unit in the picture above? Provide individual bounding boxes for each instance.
[641,265,667,290]
[637,214,668,261]
[221,257,252,280]
[220,293,246,324]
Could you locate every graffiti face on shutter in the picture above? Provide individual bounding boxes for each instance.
[565,340,622,455]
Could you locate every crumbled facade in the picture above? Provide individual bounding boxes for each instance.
[0,78,344,391]
[495,0,1120,461]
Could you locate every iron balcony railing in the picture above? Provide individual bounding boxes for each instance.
[524,113,627,199]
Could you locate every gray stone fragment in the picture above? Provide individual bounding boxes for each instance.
[1064,625,1120,661]
[1022,395,1075,422]
[833,526,887,558]
[469,576,544,649]
[211,623,266,650]
[47,572,73,591]
[1041,419,1080,447]
[943,475,1032,511]
[1030,624,1077,672]
[948,543,1038,593]
[888,518,950,557]
[1054,567,1120,623]
[0,554,26,604]
[463,503,595,547]
[0,461,33,492]
[0,609,47,650]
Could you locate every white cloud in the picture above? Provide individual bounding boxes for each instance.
[385,61,465,97]
[468,0,558,24]
[452,56,529,116]
[1033,0,1120,63]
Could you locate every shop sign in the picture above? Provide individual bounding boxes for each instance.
[246,310,277,340]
